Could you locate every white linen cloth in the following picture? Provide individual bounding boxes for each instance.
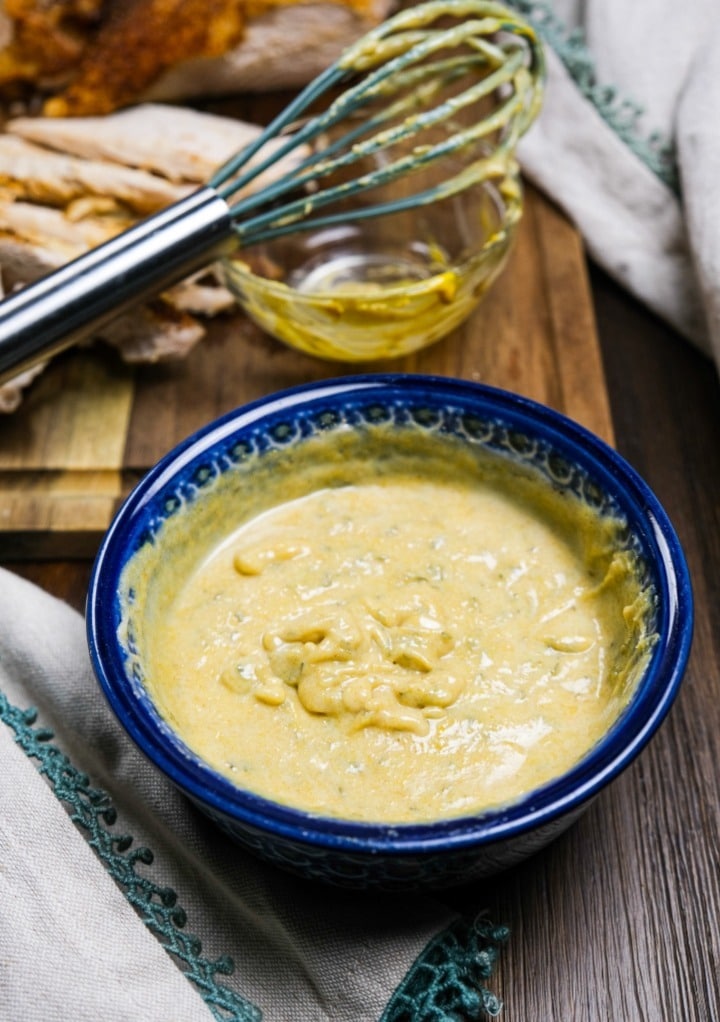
[0,568,506,1022]
[510,0,720,372]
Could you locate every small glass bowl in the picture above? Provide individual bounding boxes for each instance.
[219,0,544,362]
[223,139,523,362]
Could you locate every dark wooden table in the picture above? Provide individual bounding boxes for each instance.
[5,263,720,1021]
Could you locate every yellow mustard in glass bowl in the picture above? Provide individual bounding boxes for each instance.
[223,165,522,361]
[221,13,542,364]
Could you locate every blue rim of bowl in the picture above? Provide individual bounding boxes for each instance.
[87,373,694,856]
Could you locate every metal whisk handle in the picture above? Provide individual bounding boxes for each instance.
[0,187,237,385]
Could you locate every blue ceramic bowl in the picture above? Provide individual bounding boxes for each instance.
[87,375,693,890]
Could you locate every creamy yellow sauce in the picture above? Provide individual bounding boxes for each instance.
[123,428,655,823]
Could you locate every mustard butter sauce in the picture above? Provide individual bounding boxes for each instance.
[122,427,656,823]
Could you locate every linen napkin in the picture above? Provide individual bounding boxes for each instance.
[507,0,720,374]
[0,567,507,1022]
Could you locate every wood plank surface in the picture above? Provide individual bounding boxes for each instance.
[481,268,720,1022]
[0,184,611,558]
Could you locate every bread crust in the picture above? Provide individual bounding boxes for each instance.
[0,0,395,115]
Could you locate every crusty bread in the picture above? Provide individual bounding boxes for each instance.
[0,104,313,409]
[0,0,397,409]
[0,0,396,115]
[145,1,397,100]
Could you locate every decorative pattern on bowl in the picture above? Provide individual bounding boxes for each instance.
[88,375,693,890]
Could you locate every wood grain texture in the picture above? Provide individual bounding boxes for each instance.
[0,185,611,558]
[468,268,720,1022]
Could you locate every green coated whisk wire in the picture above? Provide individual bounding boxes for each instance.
[210,25,527,197]
[207,0,544,248]
[229,89,530,247]
[223,47,522,217]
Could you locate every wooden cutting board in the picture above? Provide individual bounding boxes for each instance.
[0,185,612,559]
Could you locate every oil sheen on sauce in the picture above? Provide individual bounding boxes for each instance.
[127,429,656,824]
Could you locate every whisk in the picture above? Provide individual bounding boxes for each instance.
[0,0,544,384]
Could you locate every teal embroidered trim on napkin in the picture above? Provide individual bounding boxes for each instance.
[1,685,506,1021]
[505,0,678,191]
[0,690,260,1022]
[381,918,508,1021]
